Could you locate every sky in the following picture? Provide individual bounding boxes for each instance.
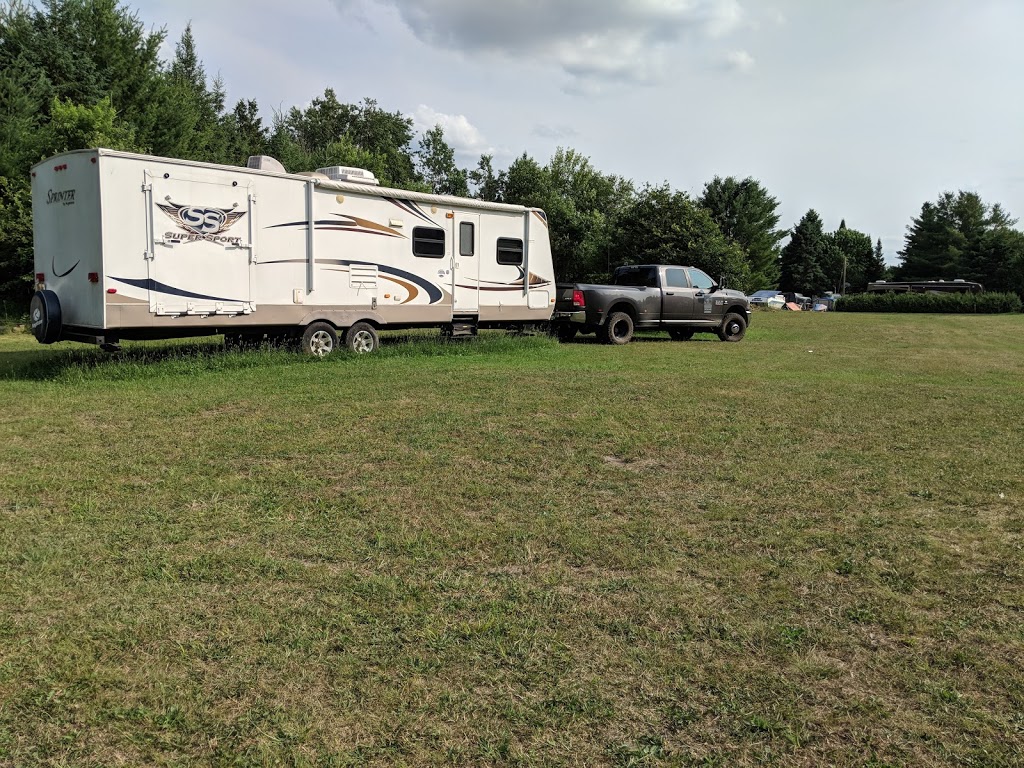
[131,0,1024,267]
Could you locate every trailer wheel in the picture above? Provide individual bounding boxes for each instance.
[345,322,379,354]
[29,290,62,344]
[301,322,338,357]
[602,311,634,345]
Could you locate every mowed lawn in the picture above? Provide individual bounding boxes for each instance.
[0,312,1022,767]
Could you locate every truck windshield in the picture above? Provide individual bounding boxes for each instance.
[613,267,658,287]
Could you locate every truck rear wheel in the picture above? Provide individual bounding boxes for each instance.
[29,290,62,344]
[301,322,338,357]
[717,313,746,342]
[345,322,379,354]
[603,311,634,345]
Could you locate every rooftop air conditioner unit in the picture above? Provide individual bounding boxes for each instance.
[315,166,379,185]
[246,155,287,174]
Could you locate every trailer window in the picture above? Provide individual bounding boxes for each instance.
[413,227,445,258]
[496,237,523,265]
[459,222,474,257]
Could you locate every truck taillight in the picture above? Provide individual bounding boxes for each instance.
[35,272,45,290]
[572,289,585,308]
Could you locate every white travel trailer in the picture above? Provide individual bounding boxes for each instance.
[29,149,555,354]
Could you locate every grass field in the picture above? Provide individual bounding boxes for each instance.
[1,312,1022,767]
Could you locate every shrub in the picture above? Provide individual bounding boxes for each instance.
[837,291,1022,314]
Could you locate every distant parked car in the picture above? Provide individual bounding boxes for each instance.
[812,293,841,311]
[748,290,785,309]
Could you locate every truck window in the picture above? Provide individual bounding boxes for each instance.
[496,238,523,265]
[686,268,715,290]
[613,267,658,287]
[664,268,688,288]
[413,227,445,258]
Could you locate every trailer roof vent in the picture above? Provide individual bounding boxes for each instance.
[246,155,287,174]
[315,166,379,185]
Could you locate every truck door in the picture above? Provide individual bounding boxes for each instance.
[144,171,254,316]
[452,214,479,314]
[662,267,695,321]
[686,268,718,318]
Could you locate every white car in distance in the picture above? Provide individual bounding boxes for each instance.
[748,290,786,309]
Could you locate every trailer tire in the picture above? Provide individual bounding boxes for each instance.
[602,311,634,345]
[301,322,338,357]
[717,313,747,342]
[345,322,379,354]
[29,290,62,344]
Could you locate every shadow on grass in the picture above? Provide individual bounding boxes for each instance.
[0,331,559,382]
[0,340,235,381]
[562,332,721,345]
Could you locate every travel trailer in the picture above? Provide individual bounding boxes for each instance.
[29,149,555,354]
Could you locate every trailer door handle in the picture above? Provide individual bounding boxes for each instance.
[665,292,674,295]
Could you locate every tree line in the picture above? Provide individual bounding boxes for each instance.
[2,0,1022,307]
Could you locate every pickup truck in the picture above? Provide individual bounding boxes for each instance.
[551,264,752,344]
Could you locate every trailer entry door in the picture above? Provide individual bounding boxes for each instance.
[453,215,479,313]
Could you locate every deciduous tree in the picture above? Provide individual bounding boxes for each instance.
[614,184,750,290]
[416,125,468,196]
[699,176,785,289]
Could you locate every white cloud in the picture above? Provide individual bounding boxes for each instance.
[723,49,755,73]
[532,123,580,140]
[413,105,489,154]
[331,0,747,89]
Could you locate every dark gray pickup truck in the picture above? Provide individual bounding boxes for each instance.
[551,264,752,344]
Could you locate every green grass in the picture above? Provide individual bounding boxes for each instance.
[1,313,1022,767]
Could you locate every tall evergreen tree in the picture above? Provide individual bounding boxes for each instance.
[866,238,888,286]
[895,191,1023,291]
[699,176,785,289]
[0,0,167,301]
[779,210,834,295]
[223,98,269,165]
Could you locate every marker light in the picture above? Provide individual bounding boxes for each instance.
[88,272,99,283]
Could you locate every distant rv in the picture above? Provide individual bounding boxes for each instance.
[866,280,984,295]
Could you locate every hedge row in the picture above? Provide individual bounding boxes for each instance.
[837,291,1023,313]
